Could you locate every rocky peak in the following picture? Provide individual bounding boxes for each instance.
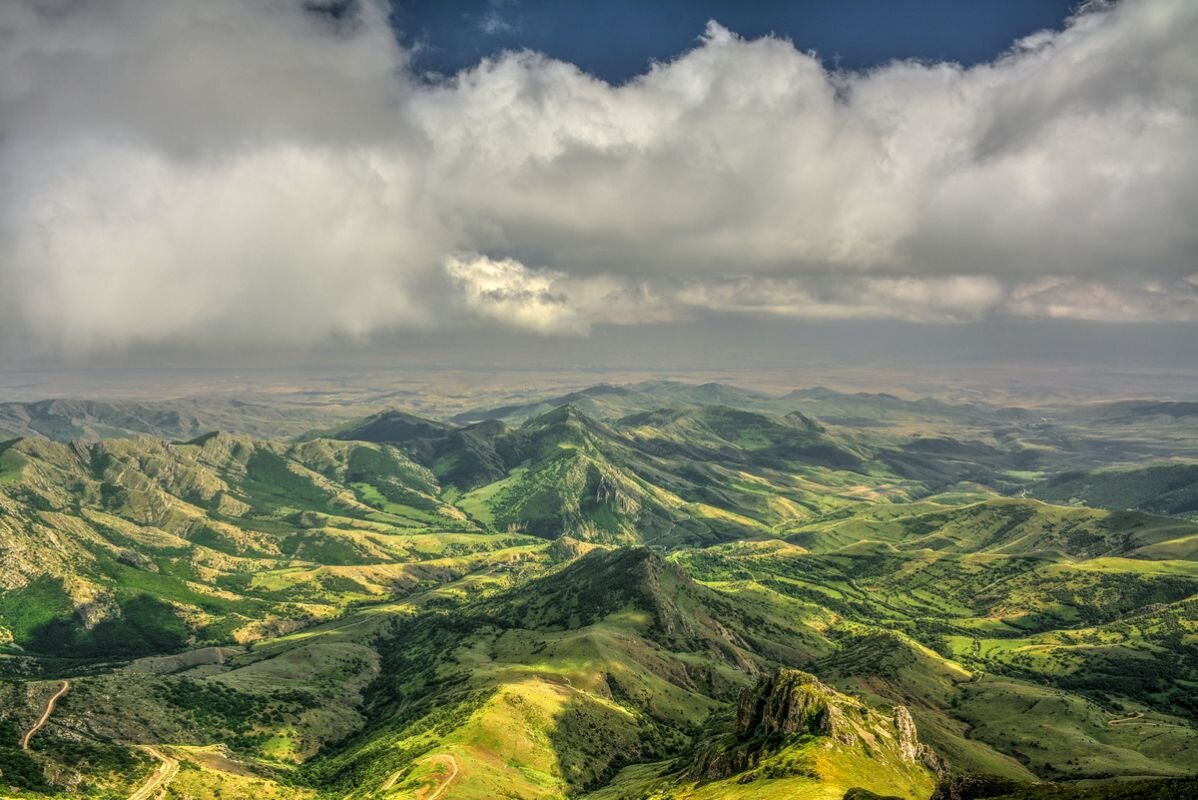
[894,704,945,774]
[735,669,853,744]
[694,668,944,781]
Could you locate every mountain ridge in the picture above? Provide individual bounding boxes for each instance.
[2,386,1197,798]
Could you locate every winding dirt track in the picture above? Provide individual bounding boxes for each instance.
[379,767,404,792]
[421,755,459,800]
[380,753,459,798]
[127,746,179,800]
[21,680,70,750]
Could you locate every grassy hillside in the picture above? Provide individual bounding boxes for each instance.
[1,387,1196,798]
[1029,463,1198,519]
[0,397,355,442]
[0,432,545,659]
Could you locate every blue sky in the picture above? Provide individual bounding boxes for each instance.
[393,0,1078,81]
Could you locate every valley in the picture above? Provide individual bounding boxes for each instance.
[0,383,1196,799]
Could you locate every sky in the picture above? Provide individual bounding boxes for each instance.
[0,0,1195,380]
[394,0,1078,81]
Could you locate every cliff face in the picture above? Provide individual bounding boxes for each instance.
[893,703,945,774]
[694,668,944,781]
[734,669,852,743]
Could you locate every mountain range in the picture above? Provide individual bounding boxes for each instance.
[0,383,1196,799]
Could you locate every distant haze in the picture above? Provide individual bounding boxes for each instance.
[2,317,1196,408]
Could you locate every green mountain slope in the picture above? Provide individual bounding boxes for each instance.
[331,402,918,546]
[1029,463,1198,520]
[2,388,1198,799]
[0,397,350,442]
[0,433,542,657]
[593,668,940,800]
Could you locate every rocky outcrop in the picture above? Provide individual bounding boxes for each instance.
[691,737,760,780]
[692,668,944,782]
[894,704,946,774]
[734,670,854,743]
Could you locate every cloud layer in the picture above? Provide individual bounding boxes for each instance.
[1,0,1196,350]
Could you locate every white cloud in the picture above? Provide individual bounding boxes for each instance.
[445,254,675,333]
[1003,276,1198,322]
[446,254,582,334]
[10,143,446,348]
[1,0,1196,351]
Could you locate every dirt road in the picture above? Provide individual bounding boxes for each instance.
[422,754,459,800]
[20,680,69,750]
[127,746,179,800]
[379,767,404,792]
[380,753,459,798]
